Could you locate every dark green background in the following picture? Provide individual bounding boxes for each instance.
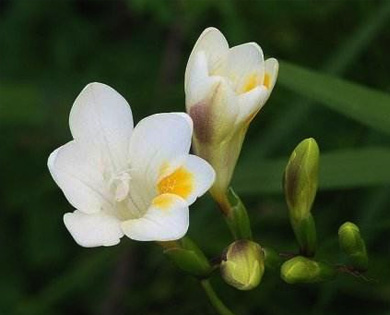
[1,0,390,314]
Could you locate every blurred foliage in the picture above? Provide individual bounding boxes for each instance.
[1,0,390,314]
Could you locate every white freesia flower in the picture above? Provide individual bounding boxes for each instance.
[184,27,278,202]
[48,83,215,247]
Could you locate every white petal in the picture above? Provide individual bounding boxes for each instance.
[121,194,189,241]
[264,58,279,91]
[64,210,123,247]
[224,43,264,94]
[185,27,229,88]
[69,82,134,172]
[185,51,221,108]
[181,155,215,205]
[129,113,193,186]
[237,86,268,123]
[48,141,112,214]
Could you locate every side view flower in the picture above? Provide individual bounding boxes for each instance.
[185,27,278,203]
[48,83,215,247]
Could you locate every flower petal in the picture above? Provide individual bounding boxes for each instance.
[264,58,279,91]
[237,86,268,123]
[185,27,229,88]
[185,51,221,107]
[129,113,193,186]
[158,154,215,205]
[69,82,134,172]
[121,194,189,241]
[224,43,265,94]
[64,210,123,247]
[48,141,112,214]
[184,155,215,204]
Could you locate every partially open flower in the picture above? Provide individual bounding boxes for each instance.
[185,27,278,201]
[48,83,215,247]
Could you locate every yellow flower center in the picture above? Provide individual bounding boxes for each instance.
[157,167,194,199]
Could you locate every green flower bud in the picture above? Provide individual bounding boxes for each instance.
[281,256,336,284]
[162,238,212,278]
[284,138,319,221]
[338,222,368,271]
[284,138,319,256]
[220,240,264,290]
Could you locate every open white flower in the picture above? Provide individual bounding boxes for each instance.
[48,83,215,247]
[184,27,278,201]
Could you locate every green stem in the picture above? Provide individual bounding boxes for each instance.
[200,279,236,315]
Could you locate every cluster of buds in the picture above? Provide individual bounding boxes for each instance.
[281,139,369,284]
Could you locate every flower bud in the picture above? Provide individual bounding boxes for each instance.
[284,138,319,256]
[162,238,212,278]
[284,138,320,221]
[220,240,264,290]
[281,256,336,284]
[185,27,278,202]
[338,222,368,271]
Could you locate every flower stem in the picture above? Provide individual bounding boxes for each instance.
[200,279,236,315]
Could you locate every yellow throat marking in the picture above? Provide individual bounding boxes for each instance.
[158,167,194,200]
[242,74,258,93]
[263,73,271,89]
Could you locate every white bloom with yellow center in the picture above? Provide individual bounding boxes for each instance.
[48,83,215,247]
[184,27,278,201]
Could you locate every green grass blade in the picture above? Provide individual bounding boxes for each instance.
[245,1,390,159]
[278,62,390,136]
[235,147,390,194]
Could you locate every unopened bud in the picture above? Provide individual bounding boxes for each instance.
[338,222,368,271]
[284,138,319,256]
[284,138,319,221]
[221,240,264,290]
[281,256,336,284]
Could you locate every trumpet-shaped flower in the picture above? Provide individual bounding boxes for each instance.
[185,27,278,202]
[48,83,215,247]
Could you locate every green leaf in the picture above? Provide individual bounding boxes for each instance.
[235,147,390,194]
[278,61,390,136]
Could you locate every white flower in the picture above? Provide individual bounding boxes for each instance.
[48,83,215,247]
[184,27,278,201]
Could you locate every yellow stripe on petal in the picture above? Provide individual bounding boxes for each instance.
[158,167,194,199]
[263,73,271,89]
[242,74,259,93]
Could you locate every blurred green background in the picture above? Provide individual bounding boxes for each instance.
[1,0,390,314]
